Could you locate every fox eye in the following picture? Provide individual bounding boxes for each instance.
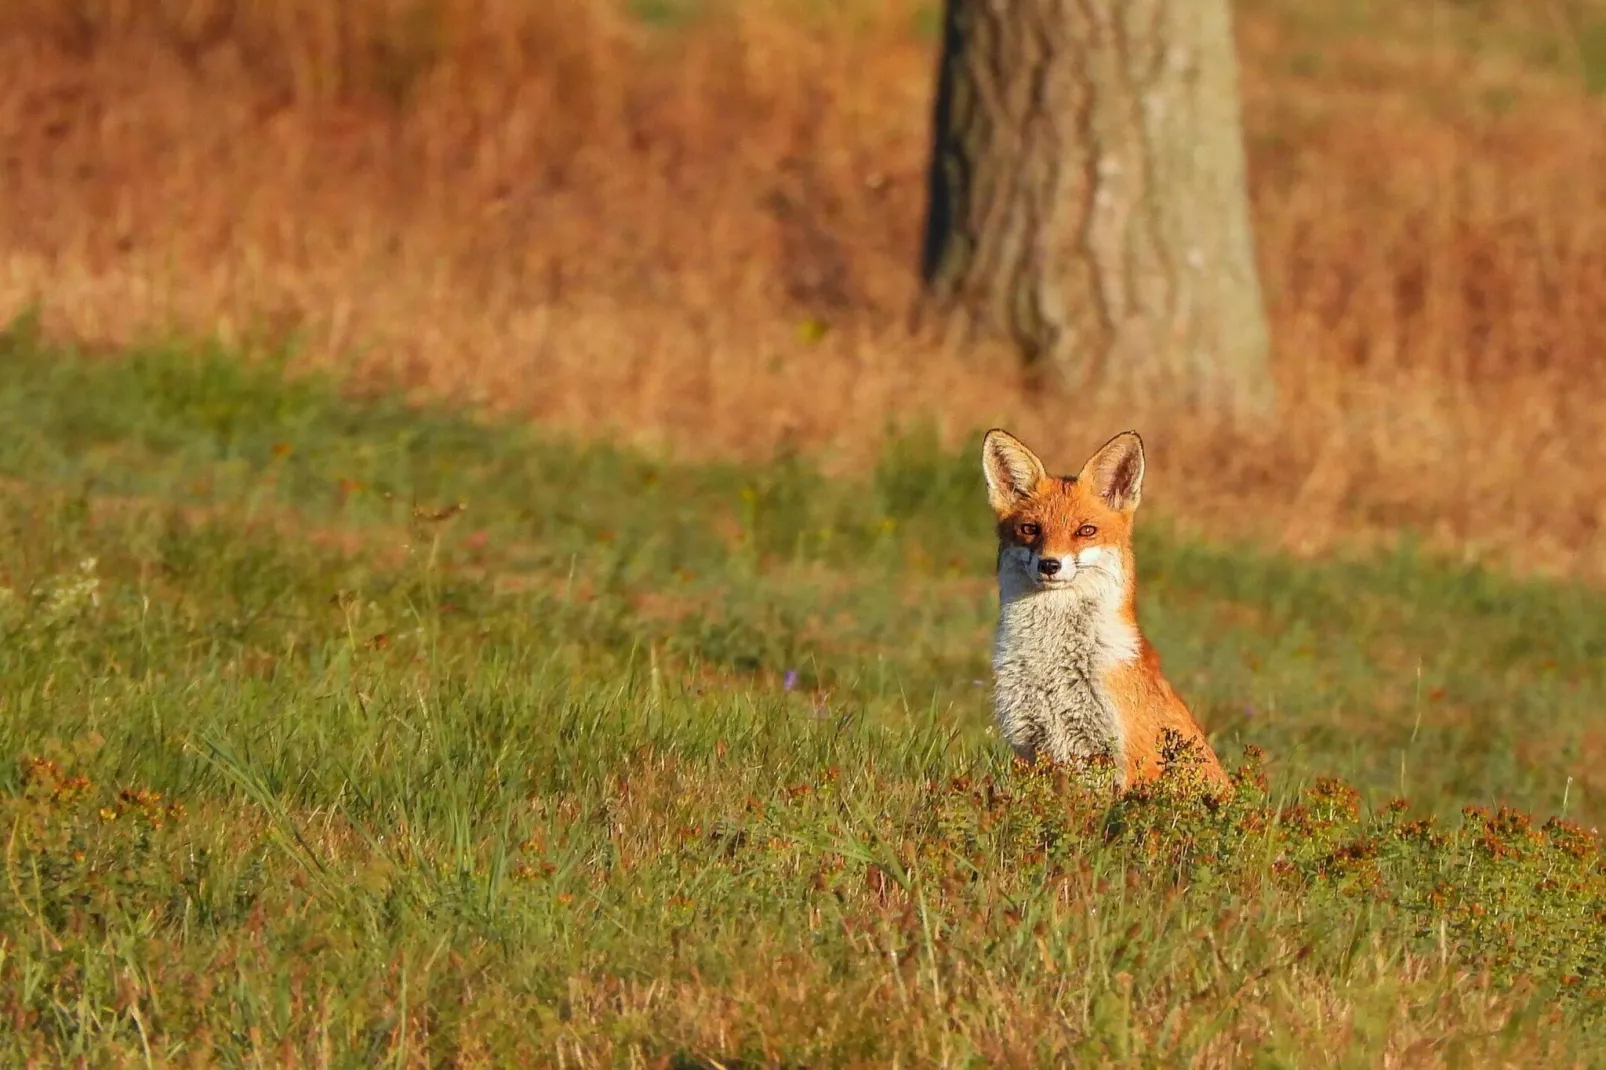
[1017,522,1041,538]
[1076,524,1098,538]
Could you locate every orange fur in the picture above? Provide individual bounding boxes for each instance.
[983,429,1229,794]
[1103,644,1227,790]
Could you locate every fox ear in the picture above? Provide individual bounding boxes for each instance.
[982,429,1048,514]
[1079,431,1145,513]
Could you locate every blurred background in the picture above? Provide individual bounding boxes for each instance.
[2,0,1604,576]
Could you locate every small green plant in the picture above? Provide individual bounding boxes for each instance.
[910,0,942,43]
[628,0,704,30]
[1577,15,1606,95]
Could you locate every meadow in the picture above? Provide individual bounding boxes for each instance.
[4,0,1606,1063]
[1,331,1604,1064]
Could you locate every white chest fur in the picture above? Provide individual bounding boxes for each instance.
[991,587,1137,768]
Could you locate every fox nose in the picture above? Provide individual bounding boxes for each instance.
[1037,557,1062,577]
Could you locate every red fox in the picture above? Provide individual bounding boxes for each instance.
[982,428,1229,793]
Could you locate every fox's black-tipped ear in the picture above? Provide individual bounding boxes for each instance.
[982,429,1047,514]
[1079,431,1145,513]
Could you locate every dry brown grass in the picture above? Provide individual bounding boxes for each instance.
[3,0,1606,578]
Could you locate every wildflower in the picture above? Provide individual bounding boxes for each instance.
[42,557,100,621]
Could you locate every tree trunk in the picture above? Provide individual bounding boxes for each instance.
[920,0,1272,416]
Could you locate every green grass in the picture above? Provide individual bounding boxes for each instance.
[1,326,1605,1064]
[625,0,705,30]
[1240,0,1606,99]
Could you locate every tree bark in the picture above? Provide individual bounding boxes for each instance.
[920,0,1272,416]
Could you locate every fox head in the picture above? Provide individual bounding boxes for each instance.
[981,429,1146,603]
